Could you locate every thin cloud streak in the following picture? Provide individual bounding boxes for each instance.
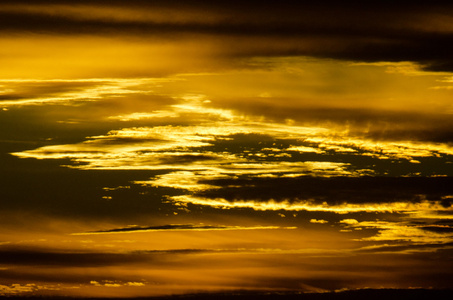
[73,224,296,235]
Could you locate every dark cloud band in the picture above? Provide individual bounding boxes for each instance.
[1,2,453,71]
[196,176,453,205]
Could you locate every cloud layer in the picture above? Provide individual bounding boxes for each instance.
[1,2,453,79]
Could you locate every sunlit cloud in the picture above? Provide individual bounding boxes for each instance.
[10,93,453,215]
[0,284,39,295]
[310,219,329,224]
[305,137,453,160]
[12,93,453,171]
[339,219,359,225]
[168,196,452,214]
[90,280,145,288]
[0,283,64,296]
[133,161,353,194]
[287,145,325,154]
[0,78,167,107]
[352,221,453,245]
[107,111,179,121]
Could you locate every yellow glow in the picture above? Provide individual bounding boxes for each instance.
[0,35,227,79]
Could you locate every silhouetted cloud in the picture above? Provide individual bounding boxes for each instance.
[74,224,293,235]
[195,176,453,205]
[0,249,144,267]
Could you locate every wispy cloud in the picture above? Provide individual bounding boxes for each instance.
[0,78,168,107]
[169,196,452,215]
[339,218,453,246]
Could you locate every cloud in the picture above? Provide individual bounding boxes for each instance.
[194,176,453,206]
[214,102,453,144]
[73,224,296,235]
[1,2,453,72]
[340,218,453,246]
[419,226,453,233]
[0,284,39,295]
[11,94,452,176]
[8,93,453,221]
[340,219,359,225]
[356,242,453,254]
[0,248,147,267]
[0,78,170,107]
[90,280,145,288]
[170,195,452,215]
[1,230,453,296]
[310,219,329,224]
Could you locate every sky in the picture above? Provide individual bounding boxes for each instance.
[1,1,453,298]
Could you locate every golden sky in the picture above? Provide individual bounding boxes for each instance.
[1,1,453,298]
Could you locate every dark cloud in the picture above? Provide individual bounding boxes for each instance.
[420,226,453,233]
[243,104,453,143]
[0,165,170,222]
[0,95,28,101]
[196,176,453,205]
[148,289,453,300]
[83,224,248,234]
[0,288,451,300]
[0,249,143,267]
[1,2,453,71]
[0,246,216,268]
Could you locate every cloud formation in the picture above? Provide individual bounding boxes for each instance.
[1,1,453,73]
